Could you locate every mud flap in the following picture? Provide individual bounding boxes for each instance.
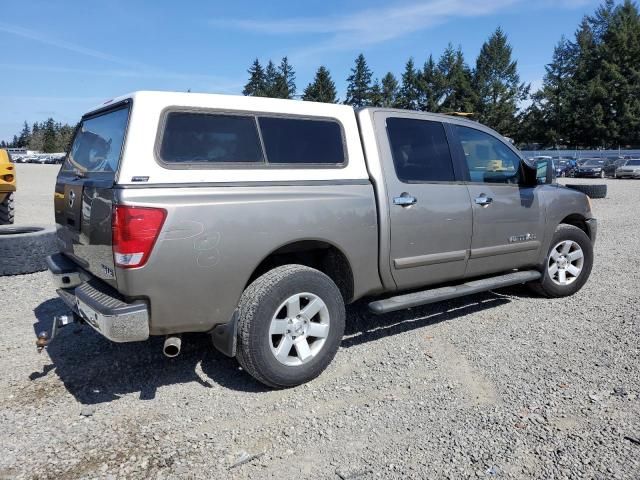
[211,310,238,357]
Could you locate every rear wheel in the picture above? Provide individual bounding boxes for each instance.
[0,192,15,225]
[236,265,345,388]
[530,224,593,298]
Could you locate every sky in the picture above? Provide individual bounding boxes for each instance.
[0,0,601,142]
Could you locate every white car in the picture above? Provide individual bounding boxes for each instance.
[615,159,640,178]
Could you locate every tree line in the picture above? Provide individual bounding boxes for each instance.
[242,0,640,148]
[2,0,637,151]
[1,119,75,153]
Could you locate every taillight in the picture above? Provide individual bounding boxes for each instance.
[112,205,166,268]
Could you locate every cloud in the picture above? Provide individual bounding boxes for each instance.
[210,0,596,59]
[0,22,149,70]
[0,63,244,92]
[211,0,520,57]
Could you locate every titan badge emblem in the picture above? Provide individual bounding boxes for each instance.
[509,233,537,243]
[68,190,76,208]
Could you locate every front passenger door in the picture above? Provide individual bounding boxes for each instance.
[450,125,546,278]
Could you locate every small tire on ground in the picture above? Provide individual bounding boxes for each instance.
[236,264,346,389]
[565,184,607,199]
[529,224,593,298]
[0,225,58,276]
[0,192,15,225]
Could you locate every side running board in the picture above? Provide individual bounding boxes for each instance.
[368,270,542,315]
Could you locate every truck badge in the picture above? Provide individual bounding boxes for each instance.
[509,233,536,243]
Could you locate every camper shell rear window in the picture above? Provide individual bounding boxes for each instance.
[62,102,130,175]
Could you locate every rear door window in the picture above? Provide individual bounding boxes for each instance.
[386,117,455,182]
[63,104,130,174]
[159,112,264,164]
[258,117,345,165]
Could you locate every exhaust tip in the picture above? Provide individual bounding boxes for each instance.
[163,335,182,358]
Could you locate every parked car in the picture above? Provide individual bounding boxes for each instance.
[615,159,640,178]
[604,158,627,177]
[553,158,577,177]
[0,149,16,224]
[45,91,597,388]
[575,158,607,178]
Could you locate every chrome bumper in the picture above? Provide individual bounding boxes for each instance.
[47,254,149,343]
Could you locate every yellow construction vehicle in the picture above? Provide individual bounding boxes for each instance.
[0,149,16,224]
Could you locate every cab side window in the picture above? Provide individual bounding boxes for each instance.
[386,117,455,183]
[454,125,522,184]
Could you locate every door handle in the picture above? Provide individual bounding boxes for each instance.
[475,194,493,206]
[393,193,417,207]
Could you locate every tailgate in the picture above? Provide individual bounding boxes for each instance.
[54,101,131,288]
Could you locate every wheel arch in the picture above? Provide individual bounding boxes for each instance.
[246,238,355,303]
[560,214,592,240]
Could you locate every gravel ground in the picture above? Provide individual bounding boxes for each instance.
[0,166,639,479]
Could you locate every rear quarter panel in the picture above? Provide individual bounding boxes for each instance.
[115,183,380,334]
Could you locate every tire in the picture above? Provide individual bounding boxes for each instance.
[236,264,346,388]
[0,225,58,276]
[529,224,593,298]
[565,184,607,199]
[0,192,15,225]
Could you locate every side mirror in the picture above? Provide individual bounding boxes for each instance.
[523,158,555,185]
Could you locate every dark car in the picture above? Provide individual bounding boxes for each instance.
[553,158,577,177]
[575,158,606,178]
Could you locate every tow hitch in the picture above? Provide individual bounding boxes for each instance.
[36,314,76,352]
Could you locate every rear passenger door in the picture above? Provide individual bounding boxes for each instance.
[375,113,473,290]
[449,124,545,278]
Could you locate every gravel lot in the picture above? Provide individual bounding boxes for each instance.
[1,165,638,479]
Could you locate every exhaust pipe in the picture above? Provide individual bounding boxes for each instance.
[163,335,182,358]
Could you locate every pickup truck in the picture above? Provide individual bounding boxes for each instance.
[46,91,596,388]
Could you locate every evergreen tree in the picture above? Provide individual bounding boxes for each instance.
[243,59,266,97]
[380,72,399,107]
[474,28,529,135]
[42,118,57,153]
[302,66,337,103]
[438,45,476,114]
[11,135,18,148]
[396,58,422,110]
[273,57,296,99]
[263,60,279,98]
[344,54,373,107]
[531,36,576,146]
[420,55,440,112]
[602,0,640,146]
[17,121,31,147]
[368,79,383,107]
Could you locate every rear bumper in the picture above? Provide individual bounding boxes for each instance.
[47,253,149,343]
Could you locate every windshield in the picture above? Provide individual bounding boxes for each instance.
[626,159,640,166]
[583,160,604,166]
[62,104,130,174]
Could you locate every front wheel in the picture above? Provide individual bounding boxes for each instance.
[236,265,345,388]
[530,224,593,298]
